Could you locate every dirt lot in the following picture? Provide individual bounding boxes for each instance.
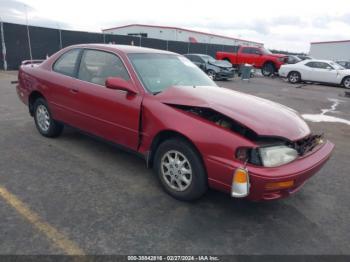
[0,71,350,255]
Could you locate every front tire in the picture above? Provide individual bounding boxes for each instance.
[153,138,207,201]
[207,70,216,80]
[262,63,275,77]
[288,71,301,84]
[342,76,350,89]
[33,98,63,137]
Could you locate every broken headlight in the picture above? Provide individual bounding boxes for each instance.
[236,145,298,167]
[259,145,298,167]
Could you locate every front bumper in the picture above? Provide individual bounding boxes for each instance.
[216,70,235,79]
[207,140,334,201]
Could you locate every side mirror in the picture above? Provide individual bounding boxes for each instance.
[105,77,138,94]
[326,67,333,70]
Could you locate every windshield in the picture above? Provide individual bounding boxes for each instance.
[261,48,272,55]
[330,62,345,70]
[128,53,217,94]
[200,55,216,63]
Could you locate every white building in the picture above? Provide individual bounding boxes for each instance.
[309,40,350,60]
[102,24,263,47]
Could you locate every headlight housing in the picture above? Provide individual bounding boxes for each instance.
[236,145,298,167]
[259,145,298,167]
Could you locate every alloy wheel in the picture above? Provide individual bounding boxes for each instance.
[36,104,50,132]
[344,78,350,88]
[161,150,192,192]
[289,72,300,83]
[207,70,216,80]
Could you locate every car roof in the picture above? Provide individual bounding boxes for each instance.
[68,43,177,55]
[185,53,211,57]
[304,59,335,63]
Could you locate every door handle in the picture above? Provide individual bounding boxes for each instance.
[69,88,79,94]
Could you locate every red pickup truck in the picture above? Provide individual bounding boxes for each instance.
[216,46,288,76]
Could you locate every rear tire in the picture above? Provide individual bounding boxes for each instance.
[288,71,301,84]
[153,138,207,201]
[33,98,63,137]
[262,63,275,77]
[342,76,350,89]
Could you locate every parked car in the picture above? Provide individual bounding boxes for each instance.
[286,55,302,64]
[336,60,350,69]
[216,46,288,76]
[297,55,313,61]
[184,54,234,80]
[16,44,334,201]
[279,59,350,88]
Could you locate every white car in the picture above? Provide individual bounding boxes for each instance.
[279,59,350,88]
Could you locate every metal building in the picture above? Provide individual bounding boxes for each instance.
[102,24,263,47]
[309,40,350,60]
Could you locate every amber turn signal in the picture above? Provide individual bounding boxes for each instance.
[233,168,248,183]
[265,180,294,190]
[231,168,250,198]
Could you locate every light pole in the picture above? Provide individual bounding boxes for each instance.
[0,16,8,70]
[57,22,63,49]
[24,4,33,61]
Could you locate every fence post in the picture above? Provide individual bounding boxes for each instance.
[0,21,8,70]
[59,29,62,49]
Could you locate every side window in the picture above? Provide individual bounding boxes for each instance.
[319,62,332,69]
[241,48,251,54]
[78,50,130,86]
[191,56,204,63]
[251,48,261,55]
[53,49,81,77]
[184,55,194,61]
[305,62,316,68]
[309,62,331,69]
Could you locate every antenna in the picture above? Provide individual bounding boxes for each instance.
[24,4,33,64]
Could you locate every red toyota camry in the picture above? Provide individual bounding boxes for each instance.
[16,44,334,201]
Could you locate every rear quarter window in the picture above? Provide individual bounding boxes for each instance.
[53,49,81,77]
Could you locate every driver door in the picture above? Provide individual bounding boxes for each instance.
[72,49,142,150]
[311,62,339,83]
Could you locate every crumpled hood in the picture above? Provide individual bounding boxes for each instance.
[155,86,310,141]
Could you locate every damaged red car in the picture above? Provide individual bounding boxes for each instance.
[16,44,334,201]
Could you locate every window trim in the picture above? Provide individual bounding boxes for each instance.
[52,47,135,89]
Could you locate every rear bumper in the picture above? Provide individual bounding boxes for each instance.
[207,140,334,201]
